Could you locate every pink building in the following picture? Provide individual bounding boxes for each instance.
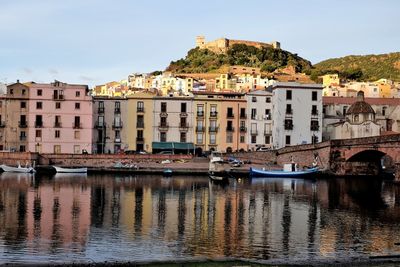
[26,80,93,153]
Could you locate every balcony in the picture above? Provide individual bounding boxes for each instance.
[114,108,121,114]
[180,112,188,118]
[240,114,247,119]
[264,130,272,135]
[73,123,82,129]
[264,114,271,120]
[311,110,319,116]
[284,123,293,130]
[112,121,123,129]
[210,111,218,118]
[95,121,105,128]
[179,123,189,131]
[35,121,43,128]
[208,126,218,132]
[52,94,64,100]
[286,109,293,115]
[136,122,144,128]
[19,121,28,128]
[19,136,27,141]
[54,122,62,128]
[158,123,169,131]
[250,130,258,135]
[136,137,144,142]
[240,126,247,132]
[98,107,105,113]
[197,111,204,117]
[226,126,235,132]
[160,112,168,117]
[137,107,144,113]
[0,121,5,128]
[310,124,320,131]
[196,126,205,132]
[114,138,121,143]
[227,113,234,118]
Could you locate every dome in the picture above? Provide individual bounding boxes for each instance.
[346,91,375,115]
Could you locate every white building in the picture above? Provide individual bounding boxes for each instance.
[271,82,323,149]
[152,95,195,153]
[246,90,273,150]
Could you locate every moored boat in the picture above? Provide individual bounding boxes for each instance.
[209,151,231,175]
[53,166,88,173]
[0,164,36,173]
[250,163,319,178]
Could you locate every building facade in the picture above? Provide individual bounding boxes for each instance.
[271,82,323,149]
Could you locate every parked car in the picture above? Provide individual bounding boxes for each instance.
[158,151,173,155]
[256,147,270,152]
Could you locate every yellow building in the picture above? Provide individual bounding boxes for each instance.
[322,74,340,87]
[215,74,228,91]
[193,91,247,153]
[126,91,155,152]
[375,79,392,98]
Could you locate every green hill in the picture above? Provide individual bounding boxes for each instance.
[166,44,312,74]
[313,52,400,81]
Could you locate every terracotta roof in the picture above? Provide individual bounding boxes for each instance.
[323,96,400,106]
[346,101,375,115]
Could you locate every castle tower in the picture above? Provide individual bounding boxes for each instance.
[271,41,281,49]
[196,36,205,49]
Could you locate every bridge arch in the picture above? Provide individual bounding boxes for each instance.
[345,149,395,176]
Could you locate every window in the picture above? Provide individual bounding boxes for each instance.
[55,102,61,109]
[251,135,257,144]
[115,130,121,140]
[197,133,203,144]
[284,119,293,130]
[35,115,43,127]
[266,97,271,103]
[312,91,318,101]
[19,146,26,152]
[9,89,13,95]
[286,104,292,114]
[137,101,144,112]
[343,106,348,116]
[312,105,318,115]
[252,97,257,102]
[137,130,144,140]
[286,90,292,100]
[55,130,60,138]
[180,132,186,143]
[311,120,319,131]
[382,107,387,116]
[75,102,80,109]
[227,120,233,131]
[74,131,80,139]
[54,145,61,154]
[76,91,81,97]
[354,115,359,122]
[36,130,42,138]
[161,102,167,112]
[73,145,80,154]
[227,107,233,117]
[181,103,187,113]
[22,89,26,95]
[180,117,187,127]
[20,102,26,109]
[74,116,81,128]
[251,108,257,120]
[55,115,61,127]
[36,102,42,109]
[115,101,121,113]
[265,109,271,120]
[160,132,167,142]
[240,135,245,143]
[197,105,204,116]
[210,134,216,144]
[226,133,233,143]
[312,135,319,144]
[37,89,42,96]
[285,135,291,145]
[265,135,271,144]
[240,108,246,118]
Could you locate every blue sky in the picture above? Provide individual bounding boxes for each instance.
[0,0,399,86]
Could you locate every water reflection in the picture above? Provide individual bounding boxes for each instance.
[0,173,400,264]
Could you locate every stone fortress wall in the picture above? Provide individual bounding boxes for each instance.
[196,35,280,54]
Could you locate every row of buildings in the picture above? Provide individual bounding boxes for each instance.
[0,81,323,154]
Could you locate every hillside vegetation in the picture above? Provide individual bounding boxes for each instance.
[166,44,312,74]
[313,52,400,81]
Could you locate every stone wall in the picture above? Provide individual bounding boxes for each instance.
[0,152,40,166]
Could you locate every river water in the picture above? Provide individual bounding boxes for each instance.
[0,173,400,265]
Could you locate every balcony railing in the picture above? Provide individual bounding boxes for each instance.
[310,125,320,131]
[160,112,168,117]
[98,107,105,113]
[179,123,189,131]
[54,122,62,128]
[19,136,27,141]
[137,122,144,128]
[19,121,28,128]
[240,126,247,132]
[137,107,144,113]
[210,111,218,117]
[52,94,64,100]
[112,121,123,129]
[197,111,204,117]
[196,126,204,132]
[73,123,82,129]
[136,137,144,142]
[180,112,188,117]
[227,113,234,118]
[250,130,258,135]
[240,114,247,119]
[114,138,121,143]
[226,126,235,132]
[158,123,169,131]
[95,121,105,128]
[284,123,293,130]
[35,121,43,128]
[208,126,218,132]
[311,110,319,116]
[264,130,272,135]
[264,114,271,120]
[114,108,121,114]
[286,109,293,115]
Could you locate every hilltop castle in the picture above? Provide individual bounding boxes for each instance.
[196,36,280,54]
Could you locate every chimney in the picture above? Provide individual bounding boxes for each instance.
[17,79,20,83]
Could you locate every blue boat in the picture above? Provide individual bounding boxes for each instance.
[163,168,173,177]
[250,166,320,178]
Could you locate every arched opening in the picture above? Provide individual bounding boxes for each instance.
[226,147,233,154]
[347,150,393,176]
[195,147,203,157]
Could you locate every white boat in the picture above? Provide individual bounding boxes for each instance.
[0,164,35,173]
[209,151,231,175]
[53,166,88,173]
